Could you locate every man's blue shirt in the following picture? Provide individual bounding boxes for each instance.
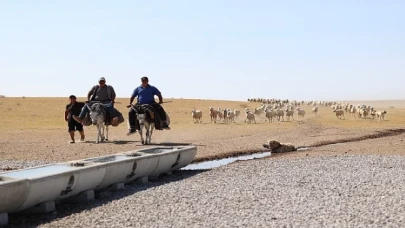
[132,84,161,104]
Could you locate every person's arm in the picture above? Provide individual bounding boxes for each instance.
[64,105,69,121]
[87,86,96,101]
[128,88,138,106]
[154,87,163,103]
[109,86,116,104]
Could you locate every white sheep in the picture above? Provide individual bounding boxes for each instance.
[375,110,387,121]
[191,109,203,124]
[245,109,256,124]
[233,109,241,120]
[217,108,224,121]
[227,109,235,123]
[358,108,369,119]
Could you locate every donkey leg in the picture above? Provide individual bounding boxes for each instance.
[148,124,154,144]
[100,125,105,142]
[139,127,145,145]
[96,125,101,143]
[145,127,150,145]
[105,125,109,141]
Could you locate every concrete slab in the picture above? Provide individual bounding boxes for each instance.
[65,190,95,204]
[148,176,160,181]
[134,177,148,184]
[106,183,125,192]
[20,201,55,214]
[0,213,8,226]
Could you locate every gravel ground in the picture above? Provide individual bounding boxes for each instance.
[0,160,56,171]
[6,154,405,228]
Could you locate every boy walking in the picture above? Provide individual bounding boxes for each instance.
[65,95,85,143]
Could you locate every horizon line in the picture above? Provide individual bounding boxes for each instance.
[1,96,405,103]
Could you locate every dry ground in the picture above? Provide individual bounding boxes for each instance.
[0,97,405,164]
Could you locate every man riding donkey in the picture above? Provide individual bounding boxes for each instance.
[126,76,170,135]
[72,77,123,126]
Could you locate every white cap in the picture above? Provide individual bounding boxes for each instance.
[99,77,106,82]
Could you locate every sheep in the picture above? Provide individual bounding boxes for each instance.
[275,109,285,121]
[191,109,203,124]
[217,108,224,121]
[223,108,229,122]
[375,110,387,121]
[245,109,256,124]
[227,109,235,123]
[208,107,218,123]
[333,109,345,120]
[358,108,369,119]
[254,104,266,116]
[370,109,376,120]
[233,109,241,120]
[264,107,276,123]
[296,107,305,120]
[350,106,357,117]
[285,108,294,121]
[312,106,318,116]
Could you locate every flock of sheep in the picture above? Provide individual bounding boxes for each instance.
[248,98,388,121]
[330,102,387,121]
[191,100,319,124]
[190,98,388,124]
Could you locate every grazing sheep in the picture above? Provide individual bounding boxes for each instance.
[333,109,345,120]
[262,140,297,153]
[376,110,387,121]
[191,109,203,124]
[208,107,218,123]
[245,109,256,124]
[296,107,305,120]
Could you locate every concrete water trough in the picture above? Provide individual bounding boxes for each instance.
[0,145,197,226]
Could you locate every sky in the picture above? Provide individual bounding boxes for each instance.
[1,0,404,101]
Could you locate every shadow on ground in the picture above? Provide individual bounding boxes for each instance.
[79,140,138,144]
[6,169,209,228]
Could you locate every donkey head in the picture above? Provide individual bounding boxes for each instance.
[89,103,105,125]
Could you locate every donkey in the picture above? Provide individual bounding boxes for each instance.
[88,102,109,143]
[130,104,155,145]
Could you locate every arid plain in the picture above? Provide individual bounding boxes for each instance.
[1,97,405,166]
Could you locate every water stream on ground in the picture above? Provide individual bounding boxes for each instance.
[181,152,272,170]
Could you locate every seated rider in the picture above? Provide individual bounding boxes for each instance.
[72,77,119,126]
[127,76,170,135]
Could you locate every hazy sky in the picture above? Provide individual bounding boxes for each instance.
[1,0,404,101]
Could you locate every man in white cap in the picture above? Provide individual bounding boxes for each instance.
[72,77,119,125]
